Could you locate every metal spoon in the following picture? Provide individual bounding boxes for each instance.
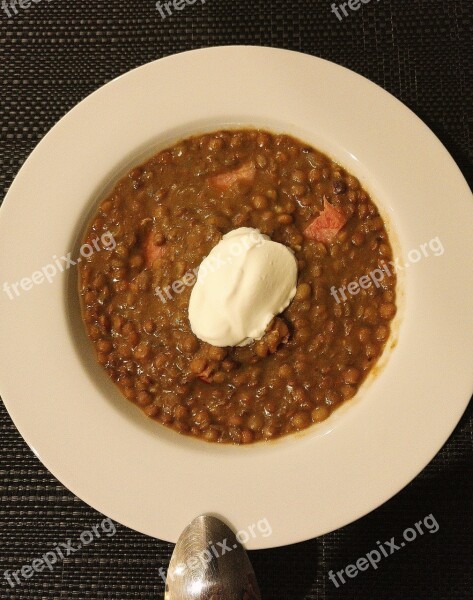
[164,515,261,600]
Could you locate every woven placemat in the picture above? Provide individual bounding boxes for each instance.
[1,1,472,598]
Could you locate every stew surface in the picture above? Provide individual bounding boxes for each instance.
[78,129,397,444]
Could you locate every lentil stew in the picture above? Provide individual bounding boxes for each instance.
[78,129,397,444]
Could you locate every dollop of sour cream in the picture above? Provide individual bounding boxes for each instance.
[188,228,298,347]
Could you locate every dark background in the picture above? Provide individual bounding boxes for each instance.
[1,0,472,598]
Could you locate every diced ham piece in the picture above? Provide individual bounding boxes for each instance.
[143,230,166,268]
[208,162,256,191]
[197,365,214,384]
[304,199,348,244]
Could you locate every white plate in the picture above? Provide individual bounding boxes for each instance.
[0,47,472,550]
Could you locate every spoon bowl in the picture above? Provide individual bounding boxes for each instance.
[165,515,261,599]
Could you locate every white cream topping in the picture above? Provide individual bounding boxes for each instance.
[188,228,297,347]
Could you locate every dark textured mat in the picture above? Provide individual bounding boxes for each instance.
[1,0,472,598]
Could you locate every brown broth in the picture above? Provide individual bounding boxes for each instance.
[78,129,397,444]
